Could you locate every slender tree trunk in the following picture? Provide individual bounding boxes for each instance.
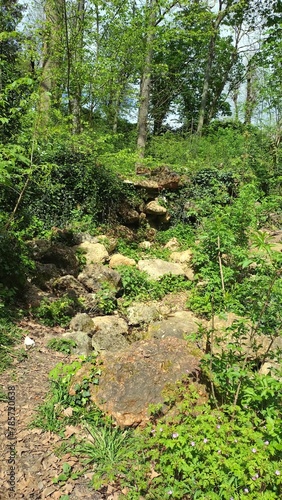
[38,0,62,126]
[197,8,226,135]
[136,0,156,168]
[71,0,85,134]
[244,59,256,125]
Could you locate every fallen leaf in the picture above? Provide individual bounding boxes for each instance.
[42,485,57,498]
[62,407,73,417]
[64,425,81,438]
[150,468,161,479]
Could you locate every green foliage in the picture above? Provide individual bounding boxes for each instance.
[96,283,117,314]
[71,423,138,489]
[22,141,129,230]
[118,266,191,306]
[187,185,261,317]
[156,223,195,249]
[32,295,83,327]
[0,228,32,303]
[47,338,77,355]
[32,359,103,432]
[0,319,22,373]
[131,384,282,499]
[53,462,81,485]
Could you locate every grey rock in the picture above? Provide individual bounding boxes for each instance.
[138,259,186,280]
[62,331,93,356]
[126,302,161,326]
[69,313,94,333]
[148,311,204,340]
[78,264,121,293]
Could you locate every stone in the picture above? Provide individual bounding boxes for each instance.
[118,203,140,225]
[62,331,93,356]
[92,330,129,353]
[147,311,205,340]
[95,235,117,254]
[126,302,161,326]
[170,249,192,264]
[78,242,109,264]
[164,238,180,251]
[91,315,129,353]
[109,254,136,268]
[69,313,94,333]
[90,337,202,427]
[145,200,167,216]
[50,275,87,297]
[138,241,152,250]
[138,259,186,280]
[28,240,79,276]
[49,274,99,312]
[32,263,62,290]
[23,283,52,309]
[92,315,128,336]
[78,264,121,293]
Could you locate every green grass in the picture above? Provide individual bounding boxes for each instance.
[0,319,23,373]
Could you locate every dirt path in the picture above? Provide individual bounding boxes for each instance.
[0,321,111,500]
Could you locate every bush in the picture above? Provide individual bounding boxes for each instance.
[0,229,32,303]
[22,146,129,230]
[135,384,282,499]
[32,295,83,327]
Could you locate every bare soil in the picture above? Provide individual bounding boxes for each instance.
[0,320,121,500]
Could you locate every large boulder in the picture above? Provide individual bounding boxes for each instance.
[69,313,95,333]
[145,200,167,216]
[91,316,129,353]
[147,311,205,340]
[117,202,140,225]
[77,264,121,293]
[126,302,161,326]
[170,249,192,264]
[78,242,109,265]
[138,259,186,280]
[49,275,99,311]
[109,254,136,268]
[31,263,61,290]
[28,240,79,276]
[62,331,93,356]
[90,337,202,427]
[50,275,87,297]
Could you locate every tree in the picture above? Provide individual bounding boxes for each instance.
[0,0,26,140]
[196,0,275,134]
[136,0,156,163]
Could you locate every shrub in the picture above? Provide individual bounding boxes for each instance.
[32,295,83,327]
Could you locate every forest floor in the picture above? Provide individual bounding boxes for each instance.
[0,320,120,500]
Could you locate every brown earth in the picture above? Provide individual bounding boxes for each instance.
[0,321,122,500]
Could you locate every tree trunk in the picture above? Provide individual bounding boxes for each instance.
[38,0,62,127]
[71,0,85,134]
[136,0,156,168]
[244,59,256,125]
[197,8,227,135]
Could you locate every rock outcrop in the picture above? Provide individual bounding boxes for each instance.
[90,337,202,427]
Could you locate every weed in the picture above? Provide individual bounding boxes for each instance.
[0,319,22,373]
[71,422,140,489]
[32,295,83,327]
[31,359,102,432]
[47,338,77,355]
[96,282,117,314]
[118,266,191,306]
